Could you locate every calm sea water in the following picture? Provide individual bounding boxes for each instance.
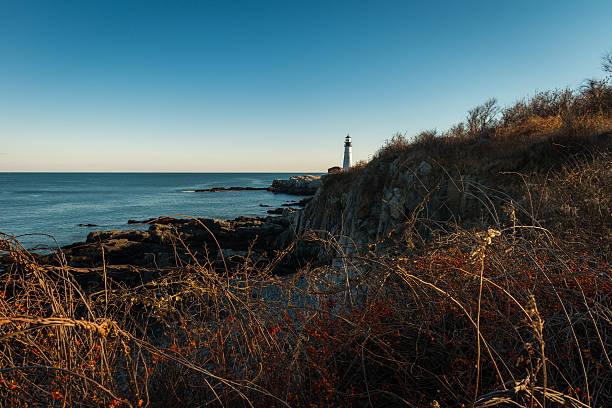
[0,173,313,249]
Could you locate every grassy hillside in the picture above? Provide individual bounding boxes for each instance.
[319,79,611,256]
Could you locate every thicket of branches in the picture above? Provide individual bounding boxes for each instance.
[374,59,612,164]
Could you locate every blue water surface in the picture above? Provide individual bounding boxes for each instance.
[0,173,313,249]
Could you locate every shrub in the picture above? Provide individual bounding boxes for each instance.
[602,49,612,74]
[372,132,411,161]
[466,98,499,138]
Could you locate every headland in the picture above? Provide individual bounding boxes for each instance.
[1,82,611,407]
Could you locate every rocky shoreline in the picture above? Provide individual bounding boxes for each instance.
[11,176,324,286]
[48,215,290,264]
[0,175,327,289]
[0,162,493,285]
[19,213,301,289]
[195,174,322,196]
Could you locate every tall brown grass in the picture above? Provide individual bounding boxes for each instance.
[1,149,610,407]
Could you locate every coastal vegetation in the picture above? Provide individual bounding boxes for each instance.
[1,66,611,407]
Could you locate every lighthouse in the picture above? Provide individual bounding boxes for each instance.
[343,133,352,170]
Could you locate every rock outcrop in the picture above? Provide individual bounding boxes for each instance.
[269,175,322,195]
[193,176,323,196]
[278,154,509,259]
[195,186,268,192]
[41,216,293,269]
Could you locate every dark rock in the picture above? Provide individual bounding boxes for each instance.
[296,197,312,206]
[281,197,312,207]
[195,186,269,193]
[38,215,294,270]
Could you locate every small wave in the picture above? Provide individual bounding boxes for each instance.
[181,190,196,193]
[15,190,97,195]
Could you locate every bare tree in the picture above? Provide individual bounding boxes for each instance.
[603,50,612,73]
[466,98,499,137]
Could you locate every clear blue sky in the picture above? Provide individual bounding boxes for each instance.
[1,0,611,172]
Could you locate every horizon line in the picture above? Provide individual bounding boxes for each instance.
[0,170,327,174]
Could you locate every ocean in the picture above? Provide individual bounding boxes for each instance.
[0,173,313,250]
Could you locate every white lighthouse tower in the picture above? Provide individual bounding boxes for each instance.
[343,133,352,170]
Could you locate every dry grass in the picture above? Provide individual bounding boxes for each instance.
[359,80,612,174]
[1,160,611,407]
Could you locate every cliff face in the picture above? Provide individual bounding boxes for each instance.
[282,153,512,257]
